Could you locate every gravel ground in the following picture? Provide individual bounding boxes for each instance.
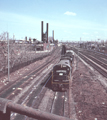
[72,54,107,120]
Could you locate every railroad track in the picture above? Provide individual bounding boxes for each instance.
[0,46,73,120]
[7,47,62,120]
[0,47,61,98]
[80,49,107,66]
[72,47,107,78]
[10,49,72,120]
[51,91,69,117]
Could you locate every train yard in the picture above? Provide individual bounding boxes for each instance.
[0,44,107,120]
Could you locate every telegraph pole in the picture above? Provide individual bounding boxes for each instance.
[46,23,48,43]
[7,32,10,82]
[52,30,54,42]
[76,38,81,70]
[41,21,43,42]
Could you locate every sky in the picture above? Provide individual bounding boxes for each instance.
[0,0,107,42]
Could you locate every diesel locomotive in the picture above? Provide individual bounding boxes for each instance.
[51,46,74,91]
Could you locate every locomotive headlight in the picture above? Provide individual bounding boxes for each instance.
[63,65,66,67]
[59,73,63,76]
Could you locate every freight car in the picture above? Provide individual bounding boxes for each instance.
[61,45,66,55]
[51,59,71,91]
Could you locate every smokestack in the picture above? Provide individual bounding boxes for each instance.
[41,21,43,41]
[53,30,54,42]
[46,23,48,43]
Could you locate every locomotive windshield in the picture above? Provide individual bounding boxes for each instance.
[53,64,70,75]
[56,70,67,73]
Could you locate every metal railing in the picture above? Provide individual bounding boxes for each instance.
[0,98,72,120]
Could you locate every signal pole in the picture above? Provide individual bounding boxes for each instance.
[46,23,48,43]
[7,32,10,82]
[53,30,54,42]
[41,21,43,42]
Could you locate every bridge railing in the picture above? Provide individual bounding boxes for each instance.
[0,98,72,120]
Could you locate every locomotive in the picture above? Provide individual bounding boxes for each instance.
[51,46,74,91]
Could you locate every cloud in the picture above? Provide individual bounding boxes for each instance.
[64,11,76,16]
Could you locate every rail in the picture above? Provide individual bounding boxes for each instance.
[0,98,72,120]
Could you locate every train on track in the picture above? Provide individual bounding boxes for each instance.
[51,45,74,91]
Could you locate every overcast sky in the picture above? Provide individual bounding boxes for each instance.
[0,0,107,42]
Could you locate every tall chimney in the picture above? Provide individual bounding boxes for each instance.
[46,23,48,43]
[41,21,43,41]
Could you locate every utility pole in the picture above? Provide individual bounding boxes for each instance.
[76,38,81,70]
[41,21,43,42]
[52,30,54,42]
[7,32,10,82]
[46,23,48,43]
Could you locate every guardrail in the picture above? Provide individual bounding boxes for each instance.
[0,98,72,120]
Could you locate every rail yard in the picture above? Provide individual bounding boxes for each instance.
[1,0,107,119]
[0,42,106,120]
